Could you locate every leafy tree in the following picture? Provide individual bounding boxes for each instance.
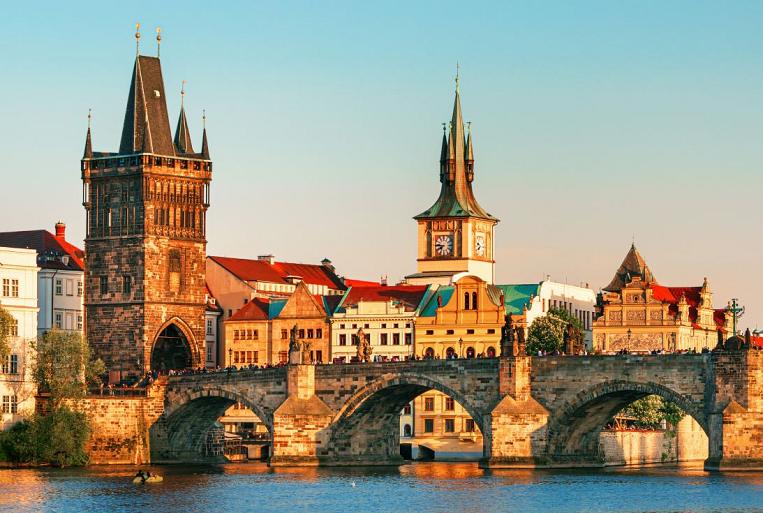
[0,306,14,360]
[526,308,585,355]
[0,407,90,466]
[31,329,105,407]
[620,395,685,430]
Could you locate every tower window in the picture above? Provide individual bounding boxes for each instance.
[123,275,132,295]
[100,276,108,295]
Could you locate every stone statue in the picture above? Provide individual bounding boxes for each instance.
[301,340,312,364]
[288,324,301,364]
[500,314,519,356]
[563,323,578,355]
[714,329,724,351]
[356,328,372,362]
[515,325,526,355]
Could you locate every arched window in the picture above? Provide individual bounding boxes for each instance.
[466,347,475,358]
[425,347,435,359]
[464,292,470,310]
[403,424,412,437]
[486,346,496,358]
[446,347,456,359]
[472,292,478,310]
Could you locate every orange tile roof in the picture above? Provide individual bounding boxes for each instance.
[209,256,346,290]
[0,229,84,271]
[227,298,271,321]
[342,285,429,312]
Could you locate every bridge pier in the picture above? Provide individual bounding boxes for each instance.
[482,356,552,468]
[705,351,763,470]
[269,364,334,467]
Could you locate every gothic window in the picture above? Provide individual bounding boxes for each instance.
[169,250,182,292]
[472,292,478,310]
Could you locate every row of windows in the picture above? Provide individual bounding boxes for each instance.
[1,395,17,414]
[338,322,411,330]
[233,350,258,364]
[54,312,83,331]
[463,292,479,310]
[421,417,475,434]
[423,396,456,412]
[1,355,18,375]
[99,275,133,296]
[337,333,412,346]
[1,279,19,298]
[545,299,594,330]
[233,328,324,341]
[55,278,83,297]
[423,328,496,336]
[87,155,208,172]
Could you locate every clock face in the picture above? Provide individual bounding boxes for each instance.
[475,234,486,256]
[435,234,453,256]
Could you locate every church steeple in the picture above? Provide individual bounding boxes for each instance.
[201,110,210,160]
[415,75,495,221]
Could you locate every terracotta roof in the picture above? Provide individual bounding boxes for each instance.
[209,256,346,290]
[344,278,380,287]
[0,229,84,271]
[227,298,271,321]
[604,244,656,292]
[651,284,725,329]
[340,285,429,312]
[752,336,763,349]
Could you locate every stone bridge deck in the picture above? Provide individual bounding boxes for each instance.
[129,352,763,469]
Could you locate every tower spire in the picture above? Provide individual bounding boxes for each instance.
[156,27,162,57]
[201,109,210,159]
[174,81,194,154]
[83,109,93,159]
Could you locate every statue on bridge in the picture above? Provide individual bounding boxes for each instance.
[356,328,372,362]
[501,314,520,356]
[289,324,302,364]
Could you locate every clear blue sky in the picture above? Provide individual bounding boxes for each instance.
[1,1,761,329]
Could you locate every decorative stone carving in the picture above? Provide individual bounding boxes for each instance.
[626,310,646,322]
[609,311,622,322]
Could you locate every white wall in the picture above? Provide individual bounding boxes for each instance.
[527,280,597,347]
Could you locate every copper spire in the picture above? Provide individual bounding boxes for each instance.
[83,109,93,159]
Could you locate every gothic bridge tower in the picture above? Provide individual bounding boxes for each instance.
[81,40,212,379]
[406,75,499,286]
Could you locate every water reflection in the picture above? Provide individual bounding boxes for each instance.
[0,463,761,513]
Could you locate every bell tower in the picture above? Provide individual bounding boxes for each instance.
[81,32,212,379]
[406,75,498,285]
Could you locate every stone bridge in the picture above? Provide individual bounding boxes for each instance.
[145,351,763,470]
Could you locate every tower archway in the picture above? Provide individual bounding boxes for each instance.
[151,322,193,372]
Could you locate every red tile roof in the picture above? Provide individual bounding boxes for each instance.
[345,278,381,287]
[342,285,429,312]
[0,229,84,271]
[227,298,271,321]
[651,284,725,329]
[752,336,763,349]
[209,256,346,290]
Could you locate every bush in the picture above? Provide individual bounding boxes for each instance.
[0,407,90,466]
[526,308,585,355]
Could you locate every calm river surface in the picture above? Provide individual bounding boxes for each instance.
[0,463,761,513]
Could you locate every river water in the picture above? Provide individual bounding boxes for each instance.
[0,463,761,513]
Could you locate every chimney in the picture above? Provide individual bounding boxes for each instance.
[258,254,275,265]
[285,275,303,285]
[380,275,388,286]
[54,221,66,239]
[321,258,335,274]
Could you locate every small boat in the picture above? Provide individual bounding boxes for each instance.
[132,474,163,484]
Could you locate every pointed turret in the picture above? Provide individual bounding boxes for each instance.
[603,244,656,292]
[201,126,210,160]
[83,127,93,159]
[119,56,175,156]
[174,107,194,154]
[415,76,496,221]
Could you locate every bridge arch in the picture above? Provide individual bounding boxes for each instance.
[327,372,485,463]
[546,379,708,464]
[154,385,274,462]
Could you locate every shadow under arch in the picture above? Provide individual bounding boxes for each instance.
[151,386,273,463]
[326,373,485,464]
[150,317,200,372]
[546,379,708,465]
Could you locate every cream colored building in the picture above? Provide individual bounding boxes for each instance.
[593,244,730,353]
[0,247,39,430]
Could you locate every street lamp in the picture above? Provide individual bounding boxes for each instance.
[458,338,463,358]
[228,347,233,368]
[626,329,632,353]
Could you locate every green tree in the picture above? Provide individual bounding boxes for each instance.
[0,306,14,360]
[31,329,105,407]
[526,308,585,355]
[0,407,90,466]
[620,395,685,430]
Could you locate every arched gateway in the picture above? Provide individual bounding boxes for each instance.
[151,321,194,372]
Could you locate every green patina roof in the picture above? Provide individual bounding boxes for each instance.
[419,286,455,317]
[493,284,540,314]
[268,299,287,319]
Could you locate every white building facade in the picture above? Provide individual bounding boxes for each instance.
[528,280,597,347]
[0,247,39,430]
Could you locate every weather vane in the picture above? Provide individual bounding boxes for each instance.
[87,108,92,129]
[181,80,186,107]
[455,61,460,92]
[441,122,447,133]
[156,27,162,57]
[202,109,206,129]
[135,23,141,56]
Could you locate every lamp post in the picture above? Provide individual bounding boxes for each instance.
[458,338,463,359]
[626,328,632,353]
[228,347,233,368]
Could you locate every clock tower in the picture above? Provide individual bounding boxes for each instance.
[406,78,498,285]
